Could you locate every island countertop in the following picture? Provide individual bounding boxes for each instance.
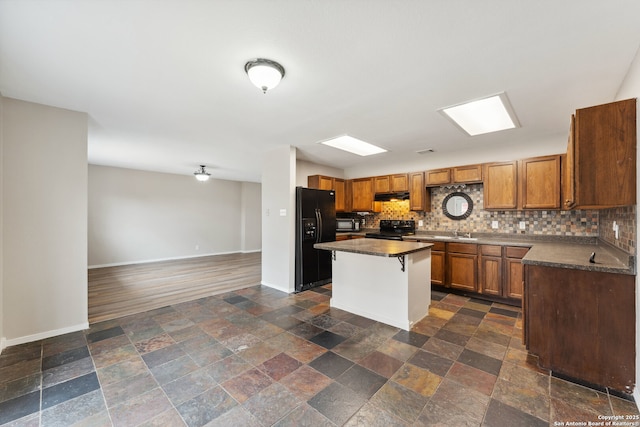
[314,239,432,257]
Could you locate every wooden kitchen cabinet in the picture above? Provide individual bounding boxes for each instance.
[425,169,451,186]
[452,164,483,184]
[409,172,430,211]
[478,245,502,296]
[520,155,561,209]
[308,175,346,212]
[429,241,446,286]
[484,156,561,210]
[504,246,528,299]
[525,264,635,393]
[350,178,375,212]
[483,161,518,209]
[446,242,478,292]
[564,98,636,209]
[425,164,482,187]
[374,174,409,193]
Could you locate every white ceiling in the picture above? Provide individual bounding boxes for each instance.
[1,1,639,182]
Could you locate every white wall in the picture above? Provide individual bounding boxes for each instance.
[241,181,261,252]
[2,97,88,346]
[88,165,261,267]
[614,45,640,405]
[0,94,4,352]
[261,146,296,293]
[296,158,344,187]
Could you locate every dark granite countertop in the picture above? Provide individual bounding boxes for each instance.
[315,239,433,257]
[405,232,635,275]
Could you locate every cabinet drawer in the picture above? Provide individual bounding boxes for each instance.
[480,245,502,257]
[429,241,446,251]
[447,242,477,254]
[505,246,530,259]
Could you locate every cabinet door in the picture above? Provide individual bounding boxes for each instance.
[334,178,345,212]
[479,245,503,296]
[431,250,445,286]
[505,258,524,299]
[307,175,334,190]
[562,115,576,209]
[520,155,561,209]
[574,98,636,208]
[447,253,478,292]
[351,178,374,211]
[425,169,451,186]
[374,176,390,193]
[483,161,517,209]
[409,172,429,211]
[452,164,483,183]
[390,174,409,191]
[505,246,529,300]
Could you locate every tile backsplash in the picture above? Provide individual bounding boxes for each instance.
[599,205,636,253]
[361,183,607,238]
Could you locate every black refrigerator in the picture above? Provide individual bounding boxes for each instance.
[295,187,336,292]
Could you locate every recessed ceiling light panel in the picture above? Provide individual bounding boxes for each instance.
[438,93,520,136]
[319,135,387,156]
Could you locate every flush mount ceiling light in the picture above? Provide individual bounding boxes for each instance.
[319,135,387,156]
[194,165,211,182]
[244,58,285,94]
[438,92,520,136]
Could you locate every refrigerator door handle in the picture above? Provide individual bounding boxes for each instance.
[316,208,322,243]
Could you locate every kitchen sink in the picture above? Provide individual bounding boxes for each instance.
[433,235,453,239]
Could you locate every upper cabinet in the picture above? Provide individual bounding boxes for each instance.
[307,175,346,212]
[425,164,482,187]
[483,161,518,209]
[564,98,636,209]
[520,155,561,209]
[351,177,376,212]
[409,172,430,212]
[374,174,409,193]
[484,155,561,210]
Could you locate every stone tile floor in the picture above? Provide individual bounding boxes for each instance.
[1,285,638,426]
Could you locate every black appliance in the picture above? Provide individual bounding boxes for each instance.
[295,187,336,292]
[374,191,410,202]
[365,220,416,241]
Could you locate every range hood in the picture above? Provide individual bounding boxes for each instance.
[374,191,410,201]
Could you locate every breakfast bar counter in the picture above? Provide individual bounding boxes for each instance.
[314,239,433,330]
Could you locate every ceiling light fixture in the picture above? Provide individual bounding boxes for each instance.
[438,92,520,136]
[319,135,388,156]
[244,58,285,94]
[194,165,211,182]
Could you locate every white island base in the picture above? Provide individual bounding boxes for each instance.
[327,245,431,331]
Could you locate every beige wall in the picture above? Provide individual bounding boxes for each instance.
[296,158,344,187]
[262,146,296,292]
[89,165,261,267]
[614,45,640,404]
[0,94,4,351]
[2,97,88,346]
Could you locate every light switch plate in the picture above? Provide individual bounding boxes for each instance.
[418,220,424,227]
[279,209,287,216]
[519,221,526,230]
[491,221,499,229]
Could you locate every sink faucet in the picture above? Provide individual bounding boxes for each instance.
[463,231,472,238]
[453,228,459,237]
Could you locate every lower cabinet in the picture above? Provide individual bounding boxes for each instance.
[524,264,635,393]
[420,240,529,305]
[447,243,478,292]
[335,234,365,241]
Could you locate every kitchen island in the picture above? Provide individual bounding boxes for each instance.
[314,239,432,330]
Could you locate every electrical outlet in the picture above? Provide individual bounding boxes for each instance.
[418,220,424,227]
[519,221,526,230]
[491,221,499,229]
[195,244,199,251]
[279,209,287,216]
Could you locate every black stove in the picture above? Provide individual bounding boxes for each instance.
[365,220,416,241]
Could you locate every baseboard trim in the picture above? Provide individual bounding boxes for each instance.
[241,249,262,254]
[260,280,292,294]
[89,250,261,269]
[634,389,640,410]
[3,322,89,348]
[0,337,6,355]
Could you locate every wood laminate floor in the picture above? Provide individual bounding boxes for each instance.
[88,252,261,324]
